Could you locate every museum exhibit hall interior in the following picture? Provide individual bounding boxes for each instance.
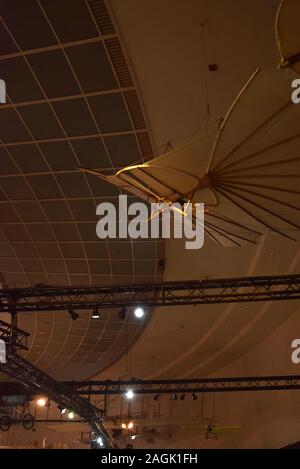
[1,0,300,451]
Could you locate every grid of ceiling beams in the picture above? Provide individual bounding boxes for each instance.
[0,0,163,380]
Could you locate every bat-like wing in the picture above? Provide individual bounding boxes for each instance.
[80,133,215,205]
[80,67,300,246]
[207,68,300,244]
[276,0,300,74]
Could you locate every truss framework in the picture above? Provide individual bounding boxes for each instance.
[0,350,115,448]
[0,274,300,313]
[54,375,300,395]
[0,273,299,448]
[0,319,29,351]
[2,375,300,396]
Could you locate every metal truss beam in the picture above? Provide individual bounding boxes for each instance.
[0,351,116,448]
[0,274,300,313]
[2,375,300,396]
[0,319,29,351]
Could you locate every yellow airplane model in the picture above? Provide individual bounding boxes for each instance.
[183,422,241,439]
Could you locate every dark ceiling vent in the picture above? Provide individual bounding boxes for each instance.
[88,0,153,159]
[87,0,115,36]
[105,37,134,87]
[124,89,146,130]
[137,132,153,160]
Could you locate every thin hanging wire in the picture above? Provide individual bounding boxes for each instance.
[127,350,132,378]
[200,21,220,126]
[201,392,205,419]
[200,21,210,128]
[212,392,216,422]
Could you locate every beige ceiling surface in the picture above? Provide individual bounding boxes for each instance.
[110,0,280,147]
[0,0,163,380]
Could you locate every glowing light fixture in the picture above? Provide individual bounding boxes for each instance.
[92,306,100,319]
[134,307,144,319]
[58,405,66,414]
[125,389,134,399]
[37,397,47,407]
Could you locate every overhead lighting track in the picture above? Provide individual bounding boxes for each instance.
[0,274,299,313]
[2,375,300,396]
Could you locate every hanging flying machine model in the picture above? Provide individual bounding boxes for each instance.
[80,65,300,247]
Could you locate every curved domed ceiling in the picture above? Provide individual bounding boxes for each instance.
[0,0,163,380]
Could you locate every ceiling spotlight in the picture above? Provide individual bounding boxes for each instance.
[127,421,134,429]
[119,306,127,320]
[92,306,100,319]
[91,437,105,449]
[180,393,185,401]
[36,397,47,407]
[68,411,75,419]
[131,435,137,440]
[125,389,134,399]
[57,405,66,414]
[134,307,144,319]
[192,393,197,401]
[171,393,177,401]
[153,394,159,401]
[68,308,79,321]
[121,423,127,429]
